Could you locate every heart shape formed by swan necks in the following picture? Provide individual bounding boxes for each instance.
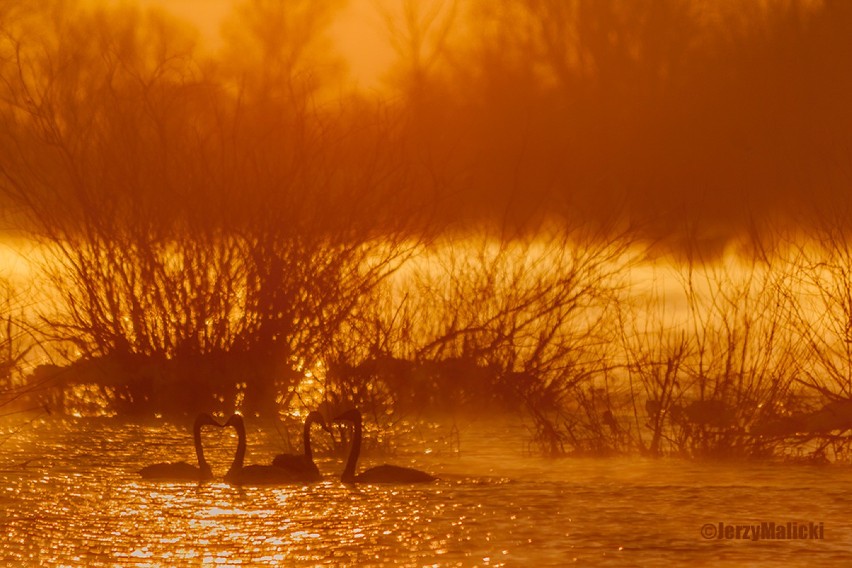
[333,408,437,484]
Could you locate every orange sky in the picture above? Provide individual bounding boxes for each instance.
[119,0,395,89]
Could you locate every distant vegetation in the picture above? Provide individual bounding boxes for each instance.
[1,1,852,461]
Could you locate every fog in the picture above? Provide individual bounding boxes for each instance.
[0,0,851,463]
[7,6,852,567]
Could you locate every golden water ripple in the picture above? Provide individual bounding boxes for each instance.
[0,417,851,566]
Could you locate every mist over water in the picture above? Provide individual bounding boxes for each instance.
[0,416,849,566]
[2,1,852,564]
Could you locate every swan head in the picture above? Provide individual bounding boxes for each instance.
[307,410,332,433]
[224,413,245,429]
[194,412,223,429]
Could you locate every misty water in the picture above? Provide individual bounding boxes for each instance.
[1,416,850,567]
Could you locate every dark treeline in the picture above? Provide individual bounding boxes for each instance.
[1,1,852,461]
[2,1,851,243]
[382,0,852,246]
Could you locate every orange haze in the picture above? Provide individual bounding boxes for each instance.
[104,0,395,89]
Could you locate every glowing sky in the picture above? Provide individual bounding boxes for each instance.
[123,0,394,89]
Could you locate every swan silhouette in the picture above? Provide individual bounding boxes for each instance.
[138,413,220,481]
[271,411,329,480]
[334,408,436,483]
[223,414,316,485]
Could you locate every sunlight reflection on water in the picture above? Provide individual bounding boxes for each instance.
[0,416,851,566]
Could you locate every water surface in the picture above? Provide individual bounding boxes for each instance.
[0,416,849,566]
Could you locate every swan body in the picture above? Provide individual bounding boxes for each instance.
[139,413,220,481]
[224,414,315,485]
[347,463,437,483]
[271,411,328,480]
[334,408,436,484]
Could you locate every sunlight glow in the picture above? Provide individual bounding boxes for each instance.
[95,0,396,89]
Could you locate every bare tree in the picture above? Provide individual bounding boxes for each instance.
[0,2,426,418]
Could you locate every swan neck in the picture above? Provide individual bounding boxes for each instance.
[303,416,313,461]
[194,420,207,468]
[228,420,246,475]
[342,416,361,482]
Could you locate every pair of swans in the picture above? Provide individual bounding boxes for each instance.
[138,412,325,483]
[139,408,435,485]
